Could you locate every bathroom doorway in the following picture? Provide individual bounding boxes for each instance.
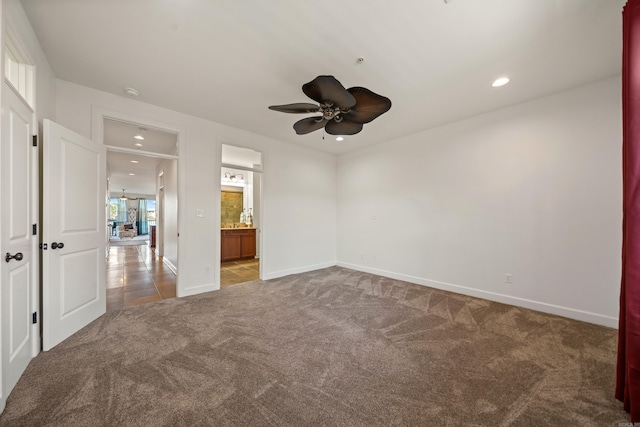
[219,144,262,287]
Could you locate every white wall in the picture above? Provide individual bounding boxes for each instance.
[262,145,337,277]
[337,77,622,327]
[55,79,337,295]
[4,0,56,125]
[157,158,178,271]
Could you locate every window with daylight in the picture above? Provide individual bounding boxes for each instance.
[4,37,34,108]
[146,200,156,226]
[110,198,156,232]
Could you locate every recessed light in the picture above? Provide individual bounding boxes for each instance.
[134,135,145,140]
[135,143,143,147]
[130,160,139,164]
[492,77,510,87]
[128,173,135,176]
[336,136,344,141]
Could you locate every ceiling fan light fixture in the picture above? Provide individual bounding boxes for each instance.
[119,189,128,200]
[492,76,510,87]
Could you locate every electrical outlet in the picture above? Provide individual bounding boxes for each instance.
[505,274,513,284]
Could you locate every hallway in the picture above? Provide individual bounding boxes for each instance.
[106,244,177,311]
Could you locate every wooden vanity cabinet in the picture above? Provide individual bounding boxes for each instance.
[240,230,256,258]
[221,228,256,262]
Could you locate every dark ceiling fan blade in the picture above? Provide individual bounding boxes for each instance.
[268,103,320,114]
[302,75,356,109]
[325,119,363,136]
[343,87,392,124]
[293,117,327,135]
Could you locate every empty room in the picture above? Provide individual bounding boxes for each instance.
[0,0,638,425]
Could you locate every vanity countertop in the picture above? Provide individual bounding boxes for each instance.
[221,227,256,230]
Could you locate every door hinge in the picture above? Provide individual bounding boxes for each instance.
[32,312,37,324]
[39,243,47,250]
[32,135,37,147]
[32,224,37,235]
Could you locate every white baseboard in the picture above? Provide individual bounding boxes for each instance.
[262,261,337,281]
[163,258,178,275]
[336,262,618,329]
[179,282,217,297]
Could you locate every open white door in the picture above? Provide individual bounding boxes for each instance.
[0,83,37,409]
[42,119,106,351]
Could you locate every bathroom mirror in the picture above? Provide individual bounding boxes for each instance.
[221,189,243,225]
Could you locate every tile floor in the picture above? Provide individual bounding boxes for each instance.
[220,259,260,287]
[106,244,260,311]
[106,244,177,312]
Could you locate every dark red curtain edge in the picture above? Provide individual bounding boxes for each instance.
[617,0,629,407]
[618,1,640,422]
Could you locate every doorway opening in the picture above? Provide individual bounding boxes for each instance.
[102,118,179,310]
[220,144,263,287]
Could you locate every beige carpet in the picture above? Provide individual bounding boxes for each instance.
[0,267,628,426]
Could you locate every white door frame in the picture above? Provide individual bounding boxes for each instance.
[90,108,184,291]
[157,184,164,256]
[218,145,264,285]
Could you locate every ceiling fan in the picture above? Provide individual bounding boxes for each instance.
[268,75,391,136]
[118,189,140,201]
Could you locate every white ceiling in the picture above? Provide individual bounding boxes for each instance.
[105,119,178,197]
[21,0,624,155]
[221,144,262,169]
[104,119,178,155]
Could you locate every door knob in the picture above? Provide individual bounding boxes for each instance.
[5,252,23,263]
[51,242,64,250]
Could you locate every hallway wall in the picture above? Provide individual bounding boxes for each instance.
[157,158,178,271]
